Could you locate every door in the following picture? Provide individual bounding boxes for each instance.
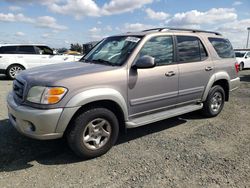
[128,35,179,116]
[244,52,250,68]
[34,46,68,65]
[176,35,213,104]
[17,45,40,68]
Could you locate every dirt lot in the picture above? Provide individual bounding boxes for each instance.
[0,70,249,188]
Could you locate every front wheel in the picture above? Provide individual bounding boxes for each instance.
[67,107,119,159]
[7,64,24,80]
[202,85,225,118]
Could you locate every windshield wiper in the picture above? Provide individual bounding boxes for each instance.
[91,59,115,66]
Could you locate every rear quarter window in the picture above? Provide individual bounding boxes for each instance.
[209,38,235,58]
[0,46,17,54]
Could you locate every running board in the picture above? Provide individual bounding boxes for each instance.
[125,104,203,128]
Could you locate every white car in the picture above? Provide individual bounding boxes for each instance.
[235,50,250,71]
[0,44,83,79]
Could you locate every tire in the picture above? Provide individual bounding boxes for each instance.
[239,62,244,71]
[202,85,225,118]
[67,107,119,159]
[6,64,24,80]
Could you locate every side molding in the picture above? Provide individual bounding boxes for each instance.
[202,71,230,101]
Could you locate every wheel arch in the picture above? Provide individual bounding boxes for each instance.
[63,99,126,137]
[7,63,26,71]
[56,88,128,134]
[202,72,230,102]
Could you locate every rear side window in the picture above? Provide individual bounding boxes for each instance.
[18,46,36,54]
[0,46,17,54]
[177,36,208,62]
[208,38,235,58]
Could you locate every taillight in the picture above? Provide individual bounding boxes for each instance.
[235,62,239,73]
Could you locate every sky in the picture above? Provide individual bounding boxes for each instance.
[0,0,250,48]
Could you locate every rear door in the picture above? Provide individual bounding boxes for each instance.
[176,35,213,104]
[128,35,179,116]
[17,45,40,68]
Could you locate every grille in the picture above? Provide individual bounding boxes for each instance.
[13,79,25,100]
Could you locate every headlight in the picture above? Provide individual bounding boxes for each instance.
[27,86,67,104]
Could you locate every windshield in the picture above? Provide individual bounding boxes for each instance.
[235,52,245,58]
[82,36,142,66]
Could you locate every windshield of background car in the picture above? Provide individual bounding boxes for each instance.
[83,36,142,66]
[235,52,246,58]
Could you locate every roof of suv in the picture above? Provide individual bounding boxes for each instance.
[116,27,222,37]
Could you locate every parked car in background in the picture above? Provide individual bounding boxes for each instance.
[235,50,250,70]
[0,44,83,79]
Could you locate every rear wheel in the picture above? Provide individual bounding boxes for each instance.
[7,64,24,80]
[202,85,225,117]
[67,107,119,159]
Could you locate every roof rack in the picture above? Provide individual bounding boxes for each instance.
[142,27,222,36]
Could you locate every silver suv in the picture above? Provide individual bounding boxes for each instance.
[7,28,240,158]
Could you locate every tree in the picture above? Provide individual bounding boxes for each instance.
[70,43,83,53]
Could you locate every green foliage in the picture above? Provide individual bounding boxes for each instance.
[70,43,83,53]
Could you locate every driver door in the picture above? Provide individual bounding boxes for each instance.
[128,35,179,116]
[34,46,66,65]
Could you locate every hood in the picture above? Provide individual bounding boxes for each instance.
[17,62,117,85]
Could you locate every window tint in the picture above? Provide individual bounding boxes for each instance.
[246,52,250,57]
[0,46,17,54]
[35,46,53,55]
[18,46,36,54]
[208,38,235,58]
[138,36,174,66]
[235,52,246,58]
[177,36,208,62]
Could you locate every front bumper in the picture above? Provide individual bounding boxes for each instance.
[7,92,64,140]
[230,77,240,91]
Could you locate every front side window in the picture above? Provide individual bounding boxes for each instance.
[18,46,36,54]
[208,38,235,58]
[83,36,141,66]
[0,46,17,54]
[138,36,174,66]
[35,46,53,55]
[177,36,208,62]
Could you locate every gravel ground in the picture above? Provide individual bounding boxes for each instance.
[0,70,250,188]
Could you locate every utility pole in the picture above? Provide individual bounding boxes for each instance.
[247,27,250,49]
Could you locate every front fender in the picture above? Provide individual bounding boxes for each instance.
[202,71,230,101]
[55,88,128,133]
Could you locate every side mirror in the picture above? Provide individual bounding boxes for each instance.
[133,55,156,69]
[245,56,248,59]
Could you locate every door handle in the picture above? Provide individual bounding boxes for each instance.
[165,71,176,77]
[41,57,47,59]
[17,56,23,58]
[205,66,213,71]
